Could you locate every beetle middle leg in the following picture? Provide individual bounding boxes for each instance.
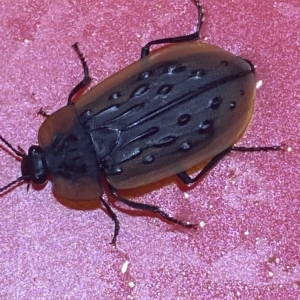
[177,145,282,185]
[141,0,203,58]
[177,147,232,185]
[109,186,197,229]
[68,42,92,105]
[99,197,120,245]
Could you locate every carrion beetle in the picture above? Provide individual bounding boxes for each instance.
[0,0,281,244]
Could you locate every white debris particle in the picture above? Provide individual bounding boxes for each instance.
[128,281,135,288]
[268,271,274,277]
[244,230,250,236]
[121,260,130,274]
[183,192,189,199]
[199,221,205,228]
[287,146,292,152]
[256,80,263,89]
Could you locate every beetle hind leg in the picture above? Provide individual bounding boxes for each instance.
[140,0,204,58]
[110,187,197,229]
[68,43,92,105]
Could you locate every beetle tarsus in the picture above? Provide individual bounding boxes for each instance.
[152,209,198,229]
[140,0,204,58]
[99,196,120,246]
[231,145,282,152]
[67,42,92,105]
[110,187,196,229]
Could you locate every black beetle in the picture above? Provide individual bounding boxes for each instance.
[0,0,281,244]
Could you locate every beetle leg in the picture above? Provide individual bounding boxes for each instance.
[37,108,50,117]
[231,146,282,152]
[140,0,204,58]
[68,43,92,105]
[177,145,282,185]
[177,147,232,185]
[99,196,120,245]
[110,187,197,229]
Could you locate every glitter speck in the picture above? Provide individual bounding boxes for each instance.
[268,271,274,277]
[121,260,130,274]
[199,221,206,228]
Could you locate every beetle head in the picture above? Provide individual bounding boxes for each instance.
[0,135,49,193]
[21,145,48,185]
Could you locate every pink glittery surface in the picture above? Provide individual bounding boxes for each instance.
[0,0,299,299]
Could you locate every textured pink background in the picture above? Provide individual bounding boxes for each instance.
[0,0,299,299]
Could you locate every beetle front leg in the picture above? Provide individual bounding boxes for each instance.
[68,43,92,105]
[140,0,203,58]
[109,187,197,229]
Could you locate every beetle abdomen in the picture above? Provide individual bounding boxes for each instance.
[75,42,256,189]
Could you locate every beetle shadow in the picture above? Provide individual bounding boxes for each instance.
[0,144,21,158]
[0,181,26,197]
[53,188,161,223]
[102,170,205,223]
[107,161,207,200]
[53,191,102,211]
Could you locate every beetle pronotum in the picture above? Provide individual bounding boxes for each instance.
[0,0,281,244]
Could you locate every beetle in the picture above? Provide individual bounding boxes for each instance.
[0,0,281,244]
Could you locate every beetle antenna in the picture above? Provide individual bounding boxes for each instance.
[0,134,25,158]
[0,176,28,193]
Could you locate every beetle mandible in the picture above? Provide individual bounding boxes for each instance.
[0,0,281,244]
